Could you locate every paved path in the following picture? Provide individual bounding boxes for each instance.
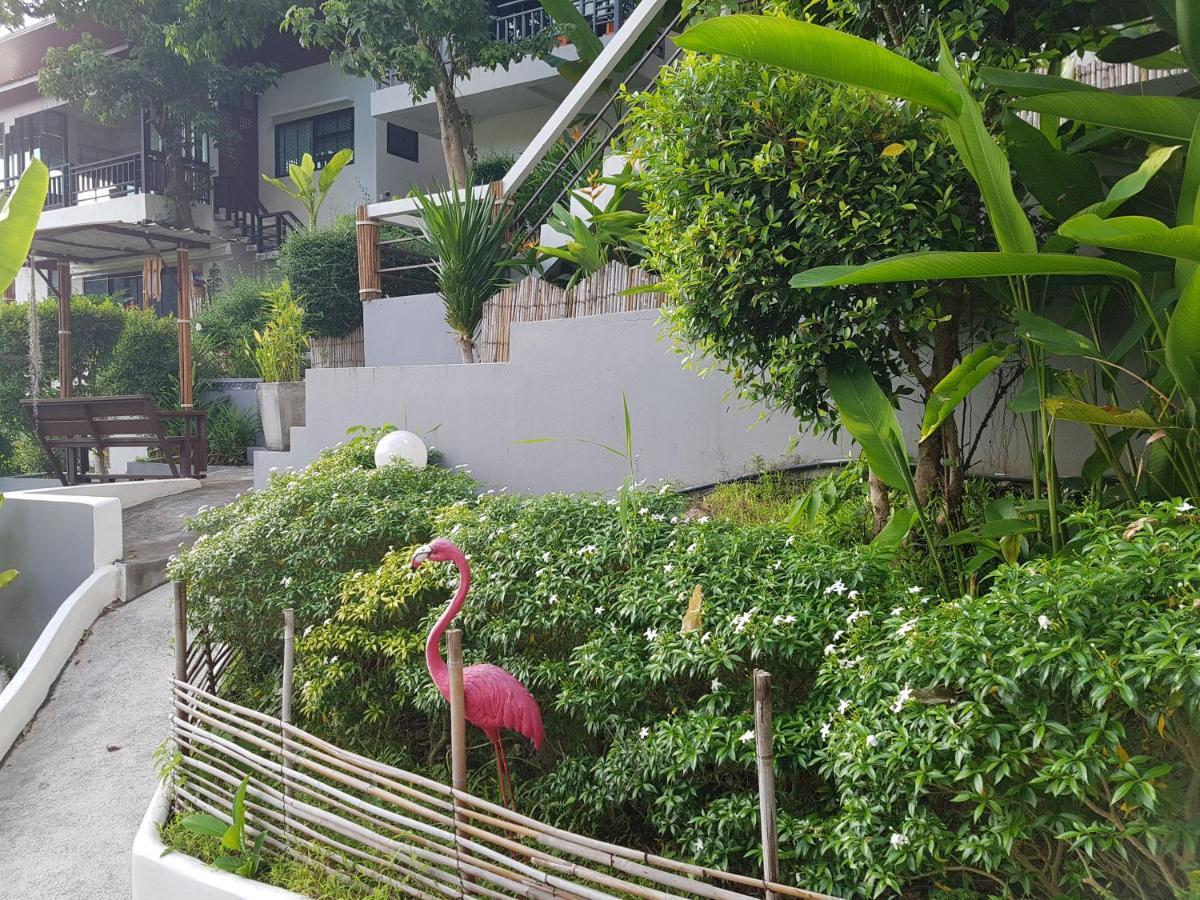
[0,470,253,899]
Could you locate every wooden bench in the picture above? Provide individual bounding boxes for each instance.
[20,395,207,485]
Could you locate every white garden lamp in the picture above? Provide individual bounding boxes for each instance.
[374,430,428,469]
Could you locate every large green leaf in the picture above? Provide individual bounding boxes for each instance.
[1059,215,1200,262]
[674,15,962,116]
[1179,0,1200,75]
[1044,397,1160,429]
[790,251,1141,289]
[0,569,16,591]
[1012,310,1102,357]
[179,813,228,840]
[1177,117,1200,287]
[539,0,605,62]
[920,341,1014,441]
[871,505,916,554]
[1166,271,1200,398]
[1003,111,1102,221]
[936,34,1036,254]
[0,159,48,295]
[1068,145,1179,221]
[1015,93,1200,143]
[318,148,354,193]
[981,68,1101,97]
[825,356,913,495]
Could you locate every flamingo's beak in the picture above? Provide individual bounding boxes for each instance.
[411,545,432,570]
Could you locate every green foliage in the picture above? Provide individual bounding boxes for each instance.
[261,149,354,231]
[623,53,986,433]
[167,430,477,664]
[807,502,1200,897]
[414,178,515,360]
[204,399,259,466]
[0,160,47,294]
[179,777,267,878]
[96,307,178,397]
[195,272,276,378]
[250,282,308,384]
[277,217,434,338]
[471,151,516,186]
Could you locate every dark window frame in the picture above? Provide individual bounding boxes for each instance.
[386,123,419,162]
[274,108,355,177]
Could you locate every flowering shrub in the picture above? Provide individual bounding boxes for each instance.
[294,488,901,870]
[167,431,476,663]
[804,502,1200,897]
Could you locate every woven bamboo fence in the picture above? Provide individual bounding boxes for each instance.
[477,263,668,364]
[310,325,366,369]
[168,586,841,900]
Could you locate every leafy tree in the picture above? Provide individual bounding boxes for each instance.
[6,0,282,229]
[283,0,557,184]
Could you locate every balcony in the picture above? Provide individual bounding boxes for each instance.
[490,0,634,43]
[1,151,211,211]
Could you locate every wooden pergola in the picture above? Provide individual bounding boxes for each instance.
[24,221,224,407]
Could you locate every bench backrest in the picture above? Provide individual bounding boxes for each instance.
[20,395,166,442]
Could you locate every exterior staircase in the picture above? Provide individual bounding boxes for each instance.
[212,175,303,256]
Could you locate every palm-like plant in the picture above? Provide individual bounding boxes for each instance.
[261,149,353,231]
[414,179,515,363]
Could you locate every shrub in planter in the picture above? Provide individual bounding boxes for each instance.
[278,216,435,338]
[203,399,260,466]
[196,272,276,377]
[167,429,477,666]
[806,502,1200,897]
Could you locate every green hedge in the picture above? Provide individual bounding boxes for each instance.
[278,217,436,338]
[196,273,277,377]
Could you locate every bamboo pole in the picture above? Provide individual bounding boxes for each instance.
[176,244,193,409]
[281,607,295,819]
[55,260,71,398]
[356,203,382,301]
[754,670,779,900]
[173,582,188,737]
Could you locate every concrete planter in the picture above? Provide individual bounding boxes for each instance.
[256,381,305,452]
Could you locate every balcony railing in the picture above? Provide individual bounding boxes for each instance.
[377,0,633,86]
[1,151,211,211]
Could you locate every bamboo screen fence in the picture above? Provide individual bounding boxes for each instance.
[169,586,841,900]
[311,325,366,369]
[476,263,668,364]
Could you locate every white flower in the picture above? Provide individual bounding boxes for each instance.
[820,721,832,739]
[848,589,860,601]
[329,655,339,664]
[639,727,650,740]
[1037,614,1051,630]
[281,576,292,587]
[824,580,847,596]
[833,629,845,641]
[700,632,711,644]
[785,535,795,546]
[891,684,913,713]
[686,542,699,554]
[639,507,649,516]
[711,678,722,692]
[651,513,666,522]
[578,544,598,556]
[302,625,313,637]
[837,699,851,715]
[664,564,675,574]
[847,608,869,625]
[739,729,755,743]
[1178,500,1196,512]
[895,619,918,638]
[891,607,905,617]
[594,606,605,615]
[732,609,756,633]
[692,838,704,853]
[644,626,659,641]
[823,643,837,656]
[772,614,797,625]
[773,560,782,570]
[889,832,910,850]
[697,516,710,524]
[841,655,863,669]
[866,733,879,748]
[542,551,552,563]
[549,594,559,605]
[908,586,921,595]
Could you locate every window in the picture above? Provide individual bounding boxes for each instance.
[387,123,419,162]
[83,272,144,307]
[275,108,354,177]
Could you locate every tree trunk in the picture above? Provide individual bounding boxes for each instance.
[455,332,476,363]
[155,120,196,231]
[433,79,472,186]
[868,468,890,535]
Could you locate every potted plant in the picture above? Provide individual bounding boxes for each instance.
[250,281,309,451]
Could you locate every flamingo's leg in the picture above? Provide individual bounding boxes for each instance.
[489,736,511,808]
[496,738,516,811]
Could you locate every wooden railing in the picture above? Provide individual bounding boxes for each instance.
[1,151,210,210]
[212,175,303,253]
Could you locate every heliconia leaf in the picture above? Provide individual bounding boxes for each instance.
[825,356,913,495]
[1058,215,1200,263]
[920,341,1014,441]
[871,505,917,554]
[1067,145,1179,221]
[1003,111,1103,221]
[936,33,1037,254]
[540,0,605,61]
[1044,397,1160,429]
[1098,28,1179,63]
[981,67,1100,97]
[1179,0,1200,75]
[789,251,1141,289]
[1177,117,1200,287]
[943,518,1038,546]
[1165,270,1200,399]
[1013,310,1101,358]
[674,15,962,117]
[0,159,48,295]
[1014,92,1200,143]
[179,813,228,839]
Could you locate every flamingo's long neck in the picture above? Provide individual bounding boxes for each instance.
[425,546,471,697]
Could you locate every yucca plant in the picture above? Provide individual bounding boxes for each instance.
[249,281,309,383]
[413,177,515,363]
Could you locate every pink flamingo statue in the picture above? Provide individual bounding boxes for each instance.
[412,538,544,809]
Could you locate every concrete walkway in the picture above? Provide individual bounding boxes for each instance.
[0,469,253,899]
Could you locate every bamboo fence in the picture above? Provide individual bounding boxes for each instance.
[476,263,668,364]
[169,588,842,900]
[311,325,366,369]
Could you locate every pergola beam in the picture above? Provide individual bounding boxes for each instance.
[56,260,72,398]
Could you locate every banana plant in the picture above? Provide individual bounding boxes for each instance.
[0,159,49,295]
[675,14,1198,547]
[261,149,353,231]
[179,776,267,878]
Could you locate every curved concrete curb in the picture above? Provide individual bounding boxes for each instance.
[133,784,304,899]
[0,564,122,759]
